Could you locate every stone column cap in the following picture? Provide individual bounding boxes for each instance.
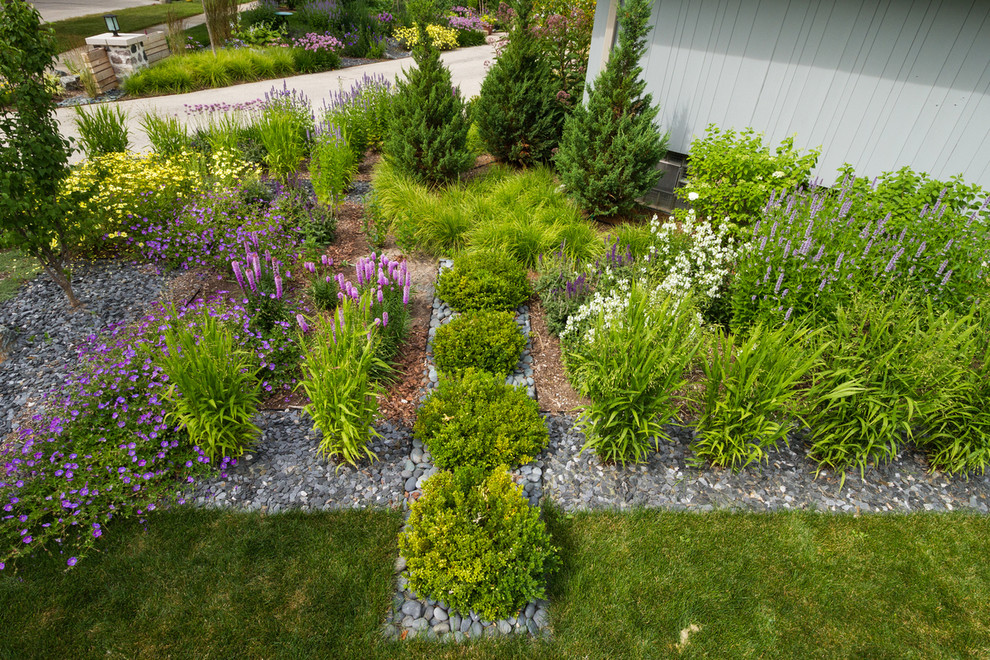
[85,33,148,47]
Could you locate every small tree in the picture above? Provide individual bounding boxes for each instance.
[554,0,667,219]
[0,0,93,306]
[384,21,473,187]
[474,0,565,166]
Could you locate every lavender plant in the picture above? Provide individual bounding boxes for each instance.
[230,236,293,332]
[731,177,990,332]
[303,254,339,311]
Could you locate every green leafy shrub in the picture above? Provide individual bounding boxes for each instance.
[415,369,547,471]
[433,309,526,377]
[436,251,531,312]
[297,296,387,466]
[384,31,473,186]
[256,105,308,183]
[73,104,130,158]
[398,467,559,620]
[554,0,667,219]
[567,285,701,464]
[156,309,262,461]
[474,0,564,166]
[310,123,358,208]
[677,125,819,231]
[691,324,826,470]
[804,294,975,480]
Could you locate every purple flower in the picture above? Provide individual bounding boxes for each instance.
[296,314,310,333]
[67,557,78,567]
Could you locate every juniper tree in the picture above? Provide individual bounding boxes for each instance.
[554,0,667,219]
[0,0,93,306]
[384,21,473,187]
[474,0,565,166]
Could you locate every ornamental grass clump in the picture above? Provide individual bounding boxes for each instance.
[415,369,548,471]
[156,308,262,462]
[433,310,526,378]
[297,294,388,466]
[72,104,130,159]
[398,466,559,621]
[691,323,826,471]
[567,284,701,464]
[435,251,531,312]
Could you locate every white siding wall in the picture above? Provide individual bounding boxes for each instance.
[587,0,990,189]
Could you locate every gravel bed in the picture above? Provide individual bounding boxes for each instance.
[0,260,167,439]
[544,415,990,514]
[188,411,409,511]
[386,259,549,642]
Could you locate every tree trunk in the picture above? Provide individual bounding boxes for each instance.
[43,263,81,308]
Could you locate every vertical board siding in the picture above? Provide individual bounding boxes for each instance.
[588,0,990,188]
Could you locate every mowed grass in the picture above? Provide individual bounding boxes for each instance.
[547,509,990,658]
[49,2,205,48]
[0,508,404,659]
[2,508,990,659]
[0,248,40,304]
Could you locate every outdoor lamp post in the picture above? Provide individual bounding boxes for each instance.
[104,14,120,37]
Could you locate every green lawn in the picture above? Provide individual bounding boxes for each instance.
[49,2,205,50]
[0,248,39,304]
[3,508,989,658]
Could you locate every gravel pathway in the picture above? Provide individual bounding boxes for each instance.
[543,415,990,514]
[0,260,167,439]
[188,411,409,511]
[385,260,550,643]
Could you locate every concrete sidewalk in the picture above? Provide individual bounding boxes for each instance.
[56,43,495,162]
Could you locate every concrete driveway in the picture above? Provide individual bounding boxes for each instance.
[31,0,164,23]
[55,43,496,162]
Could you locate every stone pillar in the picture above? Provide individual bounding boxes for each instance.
[84,33,152,78]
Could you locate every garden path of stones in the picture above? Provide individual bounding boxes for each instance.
[383,259,548,643]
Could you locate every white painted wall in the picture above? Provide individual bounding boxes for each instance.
[587,0,990,189]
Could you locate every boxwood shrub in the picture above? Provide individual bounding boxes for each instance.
[432,310,525,377]
[435,251,531,312]
[398,466,559,620]
[415,369,548,471]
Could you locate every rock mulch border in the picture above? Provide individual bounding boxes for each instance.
[543,416,990,514]
[384,259,551,642]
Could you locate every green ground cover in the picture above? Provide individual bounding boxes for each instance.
[0,248,40,304]
[3,508,989,659]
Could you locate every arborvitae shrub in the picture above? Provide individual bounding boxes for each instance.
[554,0,667,219]
[398,466,559,620]
[432,310,526,377]
[384,27,473,186]
[415,368,548,471]
[474,0,565,166]
[435,251,531,312]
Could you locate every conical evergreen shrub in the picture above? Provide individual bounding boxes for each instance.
[554,0,667,219]
[474,0,565,166]
[384,25,473,187]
